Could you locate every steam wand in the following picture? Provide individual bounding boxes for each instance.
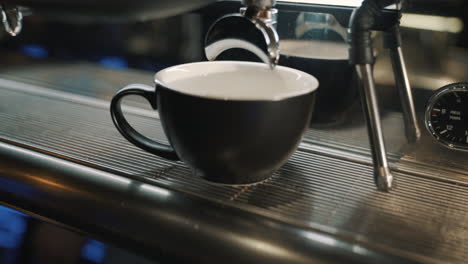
[385,25,421,142]
[349,0,420,191]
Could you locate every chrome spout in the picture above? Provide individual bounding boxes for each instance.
[204,0,279,68]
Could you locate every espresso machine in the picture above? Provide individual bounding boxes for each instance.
[0,0,466,263]
[204,0,419,191]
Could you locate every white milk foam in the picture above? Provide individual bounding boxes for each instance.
[155,61,318,101]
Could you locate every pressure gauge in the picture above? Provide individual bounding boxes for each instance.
[425,82,468,151]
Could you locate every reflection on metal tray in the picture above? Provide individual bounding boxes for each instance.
[0,64,467,263]
[1,62,467,176]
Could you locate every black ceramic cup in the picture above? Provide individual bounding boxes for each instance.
[110,61,318,184]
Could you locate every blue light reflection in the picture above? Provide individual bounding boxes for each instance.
[98,56,128,70]
[81,239,108,263]
[0,205,28,249]
[20,44,49,59]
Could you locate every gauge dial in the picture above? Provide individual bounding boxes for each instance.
[425,83,468,151]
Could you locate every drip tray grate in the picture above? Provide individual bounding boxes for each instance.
[0,87,467,263]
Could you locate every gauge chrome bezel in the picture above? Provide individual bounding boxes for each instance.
[425,82,468,151]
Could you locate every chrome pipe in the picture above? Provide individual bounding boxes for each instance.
[356,64,393,191]
[388,46,421,142]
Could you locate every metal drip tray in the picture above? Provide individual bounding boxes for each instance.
[0,73,467,263]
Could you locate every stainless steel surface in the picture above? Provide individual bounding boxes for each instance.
[0,141,424,264]
[242,0,276,9]
[240,6,278,22]
[274,0,397,9]
[1,62,467,177]
[293,11,347,42]
[389,47,421,142]
[0,71,467,263]
[356,64,393,191]
[1,4,22,36]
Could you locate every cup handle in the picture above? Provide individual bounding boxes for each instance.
[110,83,179,160]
